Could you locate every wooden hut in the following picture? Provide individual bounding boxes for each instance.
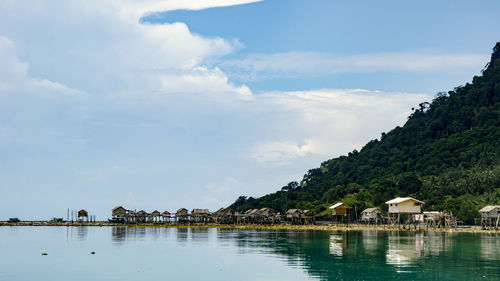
[191,209,212,223]
[385,197,424,227]
[386,197,424,214]
[329,203,352,224]
[151,210,161,223]
[136,210,148,223]
[112,206,127,218]
[361,208,382,223]
[257,208,276,224]
[176,208,189,223]
[161,211,171,223]
[215,208,235,224]
[302,210,314,224]
[286,209,303,224]
[245,209,259,223]
[479,206,500,229]
[126,210,137,224]
[423,211,456,228]
[77,209,88,222]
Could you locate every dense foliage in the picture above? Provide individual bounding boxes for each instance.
[230,43,500,224]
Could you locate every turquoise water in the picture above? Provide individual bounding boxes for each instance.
[0,227,499,281]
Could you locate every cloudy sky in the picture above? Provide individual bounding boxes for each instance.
[1,0,499,219]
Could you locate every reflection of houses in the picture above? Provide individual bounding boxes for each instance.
[479,206,500,229]
[480,233,500,260]
[386,232,424,266]
[361,208,382,223]
[361,230,381,252]
[385,197,424,227]
[330,203,351,224]
[77,209,88,222]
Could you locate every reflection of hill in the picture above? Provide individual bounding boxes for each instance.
[106,227,500,280]
[215,229,500,281]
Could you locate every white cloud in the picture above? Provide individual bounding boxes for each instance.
[251,140,314,165]
[116,0,262,20]
[249,89,429,164]
[221,51,488,80]
[0,1,252,99]
[0,36,85,97]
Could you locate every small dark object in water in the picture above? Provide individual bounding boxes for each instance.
[41,253,48,256]
[90,251,95,255]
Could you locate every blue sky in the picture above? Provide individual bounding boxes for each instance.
[0,0,499,219]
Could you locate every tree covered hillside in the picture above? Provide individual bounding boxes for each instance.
[230,43,500,224]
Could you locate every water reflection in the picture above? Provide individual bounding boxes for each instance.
[176,228,188,244]
[103,227,500,281]
[385,232,424,267]
[480,233,500,261]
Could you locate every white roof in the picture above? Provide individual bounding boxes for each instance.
[361,207,381,213]
[479,206,500,212]
[385,197,424,204]
[329,203,350,209]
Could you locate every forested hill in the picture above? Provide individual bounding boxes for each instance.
[230,43,500,224]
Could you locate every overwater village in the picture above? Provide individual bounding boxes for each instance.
[5,197,498,231]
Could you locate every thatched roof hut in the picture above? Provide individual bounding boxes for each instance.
[112,206,127,217]
[286,209,303,219]
[78,209,88,218]
[151,210,161,217]
[479,206,500,218]
[176,208,189,217]
[303,210,314,217]
[361,207,382,220]
[385,197,424,214]
[330,203,352,216]
[191,209,211,217]
[161,211,171,217]
[245,209,259,217]
[215,208,234,217]
[137,210,148,217]
[258,207,275,217]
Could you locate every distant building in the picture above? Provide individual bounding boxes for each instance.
[112,206,127,218]
[330,203,352,224]
[479,206,500,218]
[330,203,351,216]
[191,209,212,223]
[77,209,88,221]
[361,208,382,222]
[176,208,189,222]
[385,197,424,214]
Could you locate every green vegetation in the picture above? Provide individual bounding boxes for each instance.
[230,43,500,224]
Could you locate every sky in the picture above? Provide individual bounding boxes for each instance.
[1,0,499,220]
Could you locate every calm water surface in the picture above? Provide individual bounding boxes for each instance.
[0,227,499,280]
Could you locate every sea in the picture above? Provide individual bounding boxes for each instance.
[0,226,499,280]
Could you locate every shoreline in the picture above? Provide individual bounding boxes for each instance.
[1,221,499,234]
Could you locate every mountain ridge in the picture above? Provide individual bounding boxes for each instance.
[230,43,500,224]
